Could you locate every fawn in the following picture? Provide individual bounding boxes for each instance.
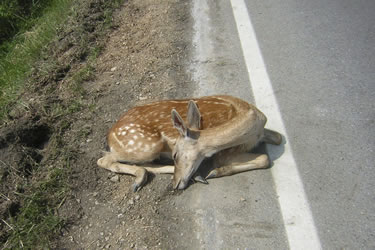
[97,95,282,191]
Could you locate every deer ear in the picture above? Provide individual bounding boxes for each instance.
[171,109,187,137]
[187,100,201,130]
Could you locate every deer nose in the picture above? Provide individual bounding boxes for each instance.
[173,178,181,189]
[174,179,189,190]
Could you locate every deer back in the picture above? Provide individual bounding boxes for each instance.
[107,96,244,160]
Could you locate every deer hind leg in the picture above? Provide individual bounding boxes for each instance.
[263,129,282,145]
[206,147,269,179]
[97,153,175,191]
[97,153,149,191]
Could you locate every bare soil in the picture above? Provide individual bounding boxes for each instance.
[0,0,197,248]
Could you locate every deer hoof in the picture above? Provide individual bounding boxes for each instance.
[132,182,143,192]
[132,168,148,192]
[206,169,218,179]
[194,175,208,184]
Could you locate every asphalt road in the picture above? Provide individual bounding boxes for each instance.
[174,0,375,249]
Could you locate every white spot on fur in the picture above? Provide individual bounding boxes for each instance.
[121,131,127,136]
[128,140,134,145]
[130,129,135,133]
[112,132,125,148]
[133,135,138,140]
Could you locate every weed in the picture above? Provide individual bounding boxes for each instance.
[4,166,69,249]
[70,65,95,96]
[0,0,126,247]
[0,0,74,120]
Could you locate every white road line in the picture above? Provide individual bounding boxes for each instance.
[230,0,322,249]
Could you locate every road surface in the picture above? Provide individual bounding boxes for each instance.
[170,0,375,249]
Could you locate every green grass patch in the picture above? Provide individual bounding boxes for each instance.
[0,0,74,119]
[1,0,126,247]
[4,165,70,249]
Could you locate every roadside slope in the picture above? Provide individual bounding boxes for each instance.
[0,0,194,248]
[57,0,194,249]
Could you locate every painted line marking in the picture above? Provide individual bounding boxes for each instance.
[230,0,322,249]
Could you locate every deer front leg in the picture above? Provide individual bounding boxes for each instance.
[206,153,269,179]
[143,164,175,174]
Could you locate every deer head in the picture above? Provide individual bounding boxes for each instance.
[170,98,264,189]
[171,100,204,189]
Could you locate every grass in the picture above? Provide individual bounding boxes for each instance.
[4,165,70,249]
[0,0,125,248]
[0,0,74,120]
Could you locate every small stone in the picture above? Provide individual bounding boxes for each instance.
[130,243,135,248]
[116,81,120,85]
[105,244,111,249]
[135,195,140,200]
[240,197,246,202]
[110,67,117,72]
[100,232,104,236]
[110,175,119,182]
[128,199,134,205]
[76,199,81,203]
[105,236,109,241]
[86,139,92,143]
[93,192,99,197]
[118,213,124,219]
[95,201,100,205]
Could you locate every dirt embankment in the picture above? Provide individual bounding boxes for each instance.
[1,0,194,248]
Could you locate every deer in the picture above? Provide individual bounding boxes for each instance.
[97,95,282,191]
